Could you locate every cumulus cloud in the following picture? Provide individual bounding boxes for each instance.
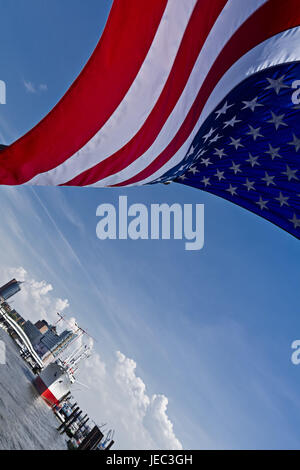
[0,266,182,450]
[0,266,69,325]
[78,350,183,450]
[144,394,182,450]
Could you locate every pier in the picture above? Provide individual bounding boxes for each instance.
[52,395,114,450]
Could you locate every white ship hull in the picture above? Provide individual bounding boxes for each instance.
[33,361,73,406]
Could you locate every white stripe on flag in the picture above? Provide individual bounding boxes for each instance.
[88,0,267,187]
[27,0,197,186]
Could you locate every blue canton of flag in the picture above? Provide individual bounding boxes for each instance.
[157,63,300,239]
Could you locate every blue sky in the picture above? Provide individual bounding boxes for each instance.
[0,0,300,450]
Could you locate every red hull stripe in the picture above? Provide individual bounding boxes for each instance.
[41,387,60,407]
[33,376,59,407]
[0,0,167,184]
[113,0,300,186]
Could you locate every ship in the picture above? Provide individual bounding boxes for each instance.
[33,344,91,406]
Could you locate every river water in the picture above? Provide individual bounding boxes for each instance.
[0,327,66,450]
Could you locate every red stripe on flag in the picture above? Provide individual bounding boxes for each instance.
[0,0,167,184]
[114,0,300,186]
[64,0,227,186]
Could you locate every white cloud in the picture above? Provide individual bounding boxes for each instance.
[23,80,36,93]
[0,266,69,325]
[78,349,183,450]
[23,80,48,94]
[144,394,182,450]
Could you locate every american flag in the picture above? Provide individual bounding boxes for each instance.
[159,63,300,239]
[0,0,299,238]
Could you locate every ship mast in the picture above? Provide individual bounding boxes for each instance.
[67,345,91,371]
[53,312,96,361]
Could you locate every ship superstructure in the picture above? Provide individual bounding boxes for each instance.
[33,313,92,407]
[33,345,91,406]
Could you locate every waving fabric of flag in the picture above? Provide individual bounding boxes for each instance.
[0,0,300,238]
